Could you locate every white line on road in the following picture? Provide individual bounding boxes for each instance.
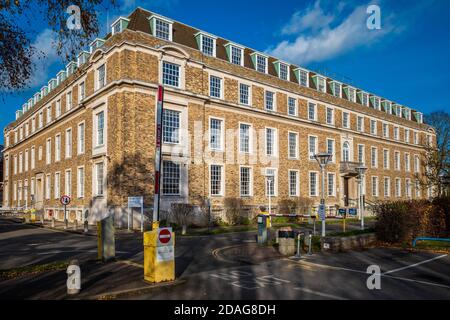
[383,254,448,275]
[291,260,450,289]
[294,287,349,300]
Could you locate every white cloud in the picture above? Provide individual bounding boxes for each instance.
[281,0,335,35]
[28,29,60,88]
[268,0,395,65]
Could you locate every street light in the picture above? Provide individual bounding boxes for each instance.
[314,152,333,237]
[265,174,275,215]
[355,164,368,230]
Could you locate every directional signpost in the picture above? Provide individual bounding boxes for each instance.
[60,195,71,230]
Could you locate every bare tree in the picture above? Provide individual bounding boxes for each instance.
[0,0,116,93]
[416,111,450,197]
[170,203,194,235]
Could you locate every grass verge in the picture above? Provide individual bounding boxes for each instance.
[0,261,69,280]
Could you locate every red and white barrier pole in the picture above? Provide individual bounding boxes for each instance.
[152,85,164,228]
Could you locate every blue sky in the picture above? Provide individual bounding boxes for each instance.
[1,0,450,144]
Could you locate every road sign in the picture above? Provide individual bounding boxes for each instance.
[318,204,326,221]
[128,196,143,208]
[60,195,71,206]
[338,208,347,216]
[158,228,172,245]
[348,208,358,216]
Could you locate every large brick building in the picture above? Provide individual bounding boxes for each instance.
[2,8,435,224]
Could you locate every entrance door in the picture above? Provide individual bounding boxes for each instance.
[343,177,349,207]
[35,177,44,209]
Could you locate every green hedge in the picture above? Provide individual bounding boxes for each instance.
[374,197,449,244]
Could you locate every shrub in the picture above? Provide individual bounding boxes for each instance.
[297,197,314,215]
[374,198,449,244]
[224,197,244,225]
[278,199,297,215]
[169,203,195,228]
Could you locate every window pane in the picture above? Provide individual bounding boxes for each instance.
[163,109,180,144]
[155,19,170,40]
[162,161,180,195]
[162,62,180,87]
[210,165,222,196]
[209,76,221,98]
[210,118,222,150]
[240,167,251,196]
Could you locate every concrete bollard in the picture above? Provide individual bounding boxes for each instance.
[66,259,81,295]
[73,220,78,231]
[84,220,88,233]
[51,218,55,228]
[40,215,44,225]
[64,218,68,230]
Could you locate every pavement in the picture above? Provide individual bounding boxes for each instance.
[0,216,449,300]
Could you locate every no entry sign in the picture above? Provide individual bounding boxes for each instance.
[158,228,172,245]
[60,195,71,206]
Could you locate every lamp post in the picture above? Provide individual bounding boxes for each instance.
[314,153,333,237]
[356,164,367,231]
[265,174,275,215]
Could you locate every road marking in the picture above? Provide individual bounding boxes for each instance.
[210,271,290,290]
[289,259,450,289]
[118,260,143,269]
[294,287,349,300]
[383,254,448,275]
[37,249,129,255]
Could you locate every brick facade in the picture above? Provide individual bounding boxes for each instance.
[2,8,436,225]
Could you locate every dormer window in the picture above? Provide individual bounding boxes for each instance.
[77,51,90,67]
[33,92,41,104]
[371,96,381,110]
[415,112,423,124]
[312,75,326,93]
[344,86,356,102]
[22,104,27,114]
[57,70,66,85]
[251,53,268,74]
[402,107,411,120]
[294,68,309,87]
[15,110,22,120]
[224,43,244,66]
[274,61,290,81]
[28,98,33,109]
[48,78,57,91]
[89,38,105,53]
[111,17,129,35]
[330,81,342,98]
[66,61,77,76]
[392,104,402,117]
[358,91,369,106]
[40,86,48,98]
[382,100,392,114]
[149,14,173,41]
[195,32,217,57]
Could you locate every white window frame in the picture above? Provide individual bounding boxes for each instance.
[78,121,85,155]
[309,171,319,197]
[265,127,278,157]
[77,166,85,198]
[288,170,300,197]
[209,164,224,197]
[288,131,299,159]
[308,135,318,161]
[239,166,253,197]
[209,117,224,152]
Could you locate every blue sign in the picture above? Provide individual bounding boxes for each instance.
[338,208,347,216]
[348,208,358,216]
[318,204,326,221]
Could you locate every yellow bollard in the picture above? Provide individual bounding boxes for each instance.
[143,227,175,283]
[97,221,103,261]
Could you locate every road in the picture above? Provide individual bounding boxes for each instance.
[0,217,449,300]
